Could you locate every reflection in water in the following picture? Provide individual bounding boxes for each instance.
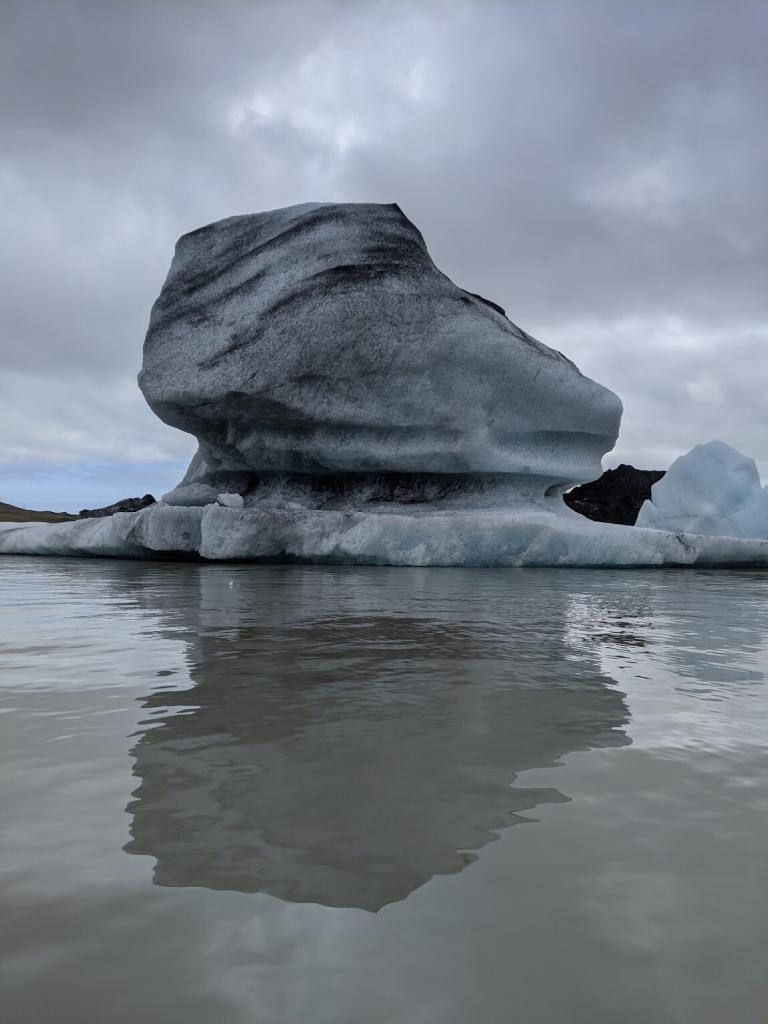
[4,559,768,1022]
[123,567,630,910]
[564,569,768,688]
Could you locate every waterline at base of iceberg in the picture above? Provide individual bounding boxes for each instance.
[1,502,767,567]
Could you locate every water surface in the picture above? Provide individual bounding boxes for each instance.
[1,559,767,1023]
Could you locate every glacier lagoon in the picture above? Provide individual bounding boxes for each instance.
[2,557,767,1023]
[4,199,767,1020]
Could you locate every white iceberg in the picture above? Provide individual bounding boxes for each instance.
[636,441,768,540]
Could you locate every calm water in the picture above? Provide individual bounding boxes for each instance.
[1,558,767,1023]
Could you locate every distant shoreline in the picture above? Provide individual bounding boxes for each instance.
[0,502,76,524]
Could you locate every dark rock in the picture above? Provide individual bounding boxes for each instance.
[565,465,665,526]
[79,494,156,518]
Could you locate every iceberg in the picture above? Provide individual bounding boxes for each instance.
[140,202,622,494]
[2,202,768,567]
[3,499,768,567]
[636,441,768,540]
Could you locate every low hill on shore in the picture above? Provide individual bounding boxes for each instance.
[0,502,77,524]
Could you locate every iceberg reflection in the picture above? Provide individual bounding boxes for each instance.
[124,566,630,910]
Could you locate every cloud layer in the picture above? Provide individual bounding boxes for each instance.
[2,0,766,508]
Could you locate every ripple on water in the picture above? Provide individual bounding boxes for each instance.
[1,558,767,1023]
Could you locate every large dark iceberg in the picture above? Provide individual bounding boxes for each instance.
[140,202,621,500]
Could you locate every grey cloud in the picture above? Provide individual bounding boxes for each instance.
[1,0,766,500]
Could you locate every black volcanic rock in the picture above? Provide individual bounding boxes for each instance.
[79,494,156,519]
[565,466,665,526]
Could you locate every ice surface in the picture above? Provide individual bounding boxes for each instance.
[2,501,768,566]
[217,493,244,508]
[0,505,202,558]
[162,484,218,506]
[140,202,622,493]
[636,441,768,540]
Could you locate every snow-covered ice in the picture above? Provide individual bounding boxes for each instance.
[637,441,768,540]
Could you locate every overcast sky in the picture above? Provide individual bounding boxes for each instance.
[1,0,766,510]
